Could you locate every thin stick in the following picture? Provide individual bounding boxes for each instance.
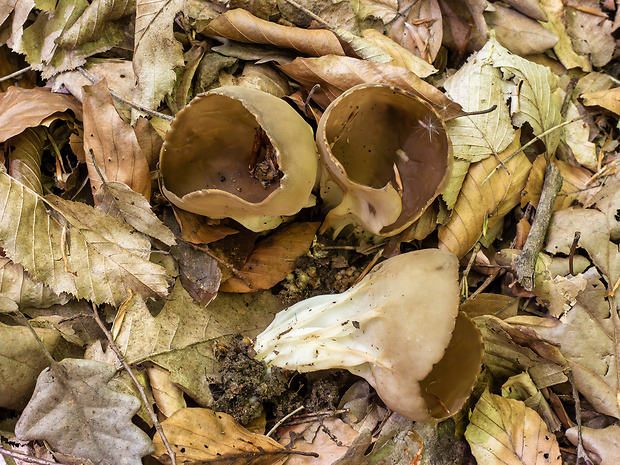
[266,405,305,437]
[568,370,594,465]
[13,311,56,365]
[281,0,333,29]
[514,163,563,291]
[77,67,174,121]
[0,447,68,465]
[90,303,177,465]
[0,66,32,82]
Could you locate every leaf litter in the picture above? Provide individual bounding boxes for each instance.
[1,1,620,465]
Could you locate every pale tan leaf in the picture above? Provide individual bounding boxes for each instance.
[562,102,597,170]
[134,116,163,170]
[220,222,320,293]
[95,180,176,246]
[334,28,393,63]
[566,0,615,68]
[277,55,462,118]
[566,424,620,465]
[0,258,70,308]
[581,86,620,116]
[0,167,171,306]
[83,79,151,199]
[443,37,517,163]
[361,28,438,78]
[15,359,155,465]
[465,389,562,465]
[153,408,287,465]
[350,0,398,23]
[0,87,82,143]
[438,132,531,258]
[0,323,60,410]
[201,8,346,57]
[7,127,45,195]
[133,0,184,112]
[386,0,443,62]
[147,365,186,418]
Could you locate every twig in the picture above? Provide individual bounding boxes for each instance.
[266,405,305,437]
[13,311,56,365]
[281,0,333,29]
[90,303,177,465]
[0,447,66,465]
[77,67,174,121]
[568,370,594,465]
[460,243,481,299]
[0,66,32,82]
[514,163,563,291]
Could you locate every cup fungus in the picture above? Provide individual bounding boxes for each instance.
[254,249,483,422]
[316,84,453,237]
[159,86,319,232]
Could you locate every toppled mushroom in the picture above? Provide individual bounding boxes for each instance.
[159,86,319,232]
[317,84,453,237]
[253,249,482,422]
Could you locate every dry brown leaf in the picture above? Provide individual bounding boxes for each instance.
[201,8,346,57]
[153,407,288,465]
[465,389,562,465]
[566,424,620,465]
[522,155,593,211]
[8,127,45,196]
[82,79,151,199]
[385,0,443,62]
[439,0,487,55]
[134,117,163,171]
[220,222,320,293]
[277,55,462,119]
[438,132,532,258]
[0,86,82,142]
[581,86,620,116]
[173,208,239,245]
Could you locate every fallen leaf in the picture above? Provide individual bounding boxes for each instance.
[15,358,155,465]
[581,86,620,116]
[277,54,462,118]
[220,222,320,292]
[0,167,171,306]
[153,407,288,465]
[82,79,151,199]
[0,323,60,410]
[465,389,562,465]
[147,365,186,418]
[173,208,239,245]
[0,86,82,142]
[7,127,45,195]
[566,424,620,465]
[94,180,176,246]
[565,0,615,67]
[438,132,531,258]
[171,240,221,303]
[201,8,346,57]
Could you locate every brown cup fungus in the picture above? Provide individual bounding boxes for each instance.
[254,249,483,422]
[317,84,453,237]
[159,86,319,232]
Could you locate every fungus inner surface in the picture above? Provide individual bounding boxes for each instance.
[160,94,281,202]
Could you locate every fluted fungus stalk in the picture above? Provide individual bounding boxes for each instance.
[316,84,453,237]
[254,249,483,422]
[159,86,319,232]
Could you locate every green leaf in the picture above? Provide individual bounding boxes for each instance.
[0,167,171,306]
[15,359,154,465]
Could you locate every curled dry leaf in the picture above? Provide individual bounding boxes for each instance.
[0,86,82,142]
[254,249,483,422]
[465,389,562,465]
[83,80,151,199]
[153,407,287,465]
[317,84,452,237]
[8,127,45,196]
[438,131,531,258]
[277,55,462,119]
[220,222,320,293]
[201,8,346,57]
[159,86,318,232]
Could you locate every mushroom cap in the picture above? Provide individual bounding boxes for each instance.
[316,84,453,237]
[159,86,319,232]
[254,248,482,422]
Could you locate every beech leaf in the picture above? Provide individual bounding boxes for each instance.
[0,323,60,410]
[0,258,70,308]
[153,408,287,465]
[15,358,155,465]
[465,389,562,465]
[0,167,171,306]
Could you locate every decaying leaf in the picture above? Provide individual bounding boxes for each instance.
[581,86,620,116]
[153,407,287,465]
[202,8,346,57]
[83,80,151,199]
[565,0,615,68]
[7,127,45,196]
[566,424,620,465]
[94,180,176,246]
[438,132,531,258]
[0,323,60,410]
[465,389,562,465]
[0,167,171,306]
[15,358,155,465]
[0,86,82,142]
[220,222,320,292]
